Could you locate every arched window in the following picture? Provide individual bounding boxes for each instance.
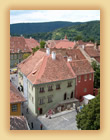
[71,92,73,98]
[64,93,67,100]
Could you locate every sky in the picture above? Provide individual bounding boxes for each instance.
[10,10,100,24]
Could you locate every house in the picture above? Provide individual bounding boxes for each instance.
[46,35,75,49]
[10,36,40,68]
[18,49,77,115]
[10,82,25,116]
[69,59,94,100]
[10,116,29,130]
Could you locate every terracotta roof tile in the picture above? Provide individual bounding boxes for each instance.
[69,59,94,75]
[10,37,39,53]
[10,83,25,104]
[10,116,29,130]
[25,38,40,52]
[27,53,76,84]
[10,37,30,53]
[47,39,75,49]
[84,47,100,57]
[18,50,46,76]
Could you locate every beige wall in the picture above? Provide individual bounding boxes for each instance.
[28,78,76,115]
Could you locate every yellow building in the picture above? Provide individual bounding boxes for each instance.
[10,82,25,116]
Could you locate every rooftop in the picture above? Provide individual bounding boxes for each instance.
[10,36,39,53]
[18,50,76,85]
[69,59,94,75]
[10,116,29,130]
[10,82,25,104]
[84,47,100,57]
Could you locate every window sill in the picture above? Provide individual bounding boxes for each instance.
[56,88,60,90]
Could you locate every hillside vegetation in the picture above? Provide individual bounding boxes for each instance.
[10,21,81,34]
[11,20,100,44]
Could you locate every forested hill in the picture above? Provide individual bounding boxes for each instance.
[10,21,82,34]
[11,20,100,44]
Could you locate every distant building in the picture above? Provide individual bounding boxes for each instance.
[10,82,25,116]
[46,35,75,49]
[10,116,29,130]
[10,36,40,68]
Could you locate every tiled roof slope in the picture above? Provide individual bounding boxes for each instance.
[84,47,100,57]
[40,48,86,61]
[25,38,40,52]
[10,37,39,53]
[10,37,30,53]
[69,59,94,75]
[18,50,46,76]
[47,39,75,49]
[55,40,75,49]
[10,83,25,104]
[27,54,76,84]
[10,116,29,130]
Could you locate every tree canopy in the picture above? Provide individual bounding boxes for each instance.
[76,92,100,130]
[92,61,100,88]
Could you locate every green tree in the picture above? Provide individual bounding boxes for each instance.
[40,40,46,48]
[32,46,39,53]
[76,92,100,130]
[23,53,30,60]
[74,35,82,41]
[92,61,100,88]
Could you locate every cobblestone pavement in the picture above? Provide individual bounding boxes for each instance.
[22,102,78,130]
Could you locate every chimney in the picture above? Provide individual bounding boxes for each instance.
[67,56,72,62]
[46,48,50,55]
[94,42,97,49]
[51,51,56,60]
[82,45,85,49]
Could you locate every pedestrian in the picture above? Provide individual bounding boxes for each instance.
[31,122,34,129]
[40,124,43,130]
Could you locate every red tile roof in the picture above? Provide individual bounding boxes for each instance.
[25,38,40,52]
[18,50,76,84]
[10,37,39,53]
[10,83,25,104]
[10,116,29,130]
[27,54,76,84]
[84,47,100,57]
[47,39,75,49]
[66,49,86,60]
[69,59,94,75]
[55,40,75,49]
[18,50,46,76]
[10,37,30,53]
[40,48,85,61]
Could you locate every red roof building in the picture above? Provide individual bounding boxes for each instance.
[10,116,29,130]
[69,59,94,100]
[10,36,39,53]
[18,50,76,84]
